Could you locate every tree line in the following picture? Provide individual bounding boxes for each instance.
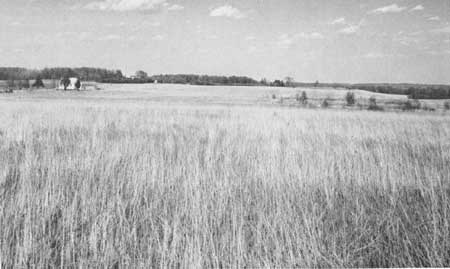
[0,67,123,81]
[1,67,295,87]
[151,74,259,85]
[5,67,448,98]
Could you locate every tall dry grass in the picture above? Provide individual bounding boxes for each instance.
[1,102,449,267]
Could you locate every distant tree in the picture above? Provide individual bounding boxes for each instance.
[32,76,45,88]
[345,91,356,106]
[62,77,71,91]
[260,78,268,86]
[272,80,285,87]
[284,76,294,87]
[18,79,30,89]
[403,100,421,111]
[296,91,308,105]
[314,80,319,87]
[368,96,382,111]
[135,70,148,79]
[403,100,413,110]
[74,79,81,90]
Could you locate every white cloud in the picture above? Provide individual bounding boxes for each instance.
[369,4,406,14]
[363,52,406,58]
[167,4,184,11]
[428,16,440,21]
[300,32,325,39]
[149,21,161,27]
[410,5,424,11]
[408,30,423,36]
[99,34,121,40]
[277,32,324,48]
[277,34,296,48]
[248,45,257,53]
[331,17,346,25]
[337,19,365,34]
[152,34,165,40]
[363,52,385,59]
[85,0,168,12]
[79,32,92,41]
[425,50,450,55]
[210,5,246,19]
[432,25,450,33]
[338,25,360,34]
[245,35,256,41]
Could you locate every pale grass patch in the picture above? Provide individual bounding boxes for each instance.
[0,100,450,267]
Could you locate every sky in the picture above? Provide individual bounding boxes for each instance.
[0,0,449,84]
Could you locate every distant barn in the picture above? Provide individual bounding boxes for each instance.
[58,77,81,90]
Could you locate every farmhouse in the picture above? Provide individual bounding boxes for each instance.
[58,77,81,90]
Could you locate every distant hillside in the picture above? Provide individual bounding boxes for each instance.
[294,82,450,99]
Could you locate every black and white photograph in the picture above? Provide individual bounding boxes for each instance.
[1,0,450,267]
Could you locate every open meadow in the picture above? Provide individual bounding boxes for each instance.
[1,84,450,267]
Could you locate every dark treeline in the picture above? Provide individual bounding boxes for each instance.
[0,68,264,86]
[150,74,258,85]
[349,84,450,99]
[102,73,288,86]
[0,68,39,80]
[293,82,450,99]
[41,68,123,81]
[0,67,284,87]
[0,67,123,81]
[104,74,261,86]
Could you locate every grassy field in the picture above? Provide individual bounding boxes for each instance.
[1,84,450,267]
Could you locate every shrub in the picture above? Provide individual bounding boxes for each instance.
[321,98,330,108]
[7,80,15,89]
[345,92,356,106]
[422,104,436,112]
[403,100,421,111]
[75,79,81,90]
[18,79,30,89]
[299,91,308,105]
[32,77,45,88]
[444,101,450,110]
[272,94,276,100]
[368,96,382,111]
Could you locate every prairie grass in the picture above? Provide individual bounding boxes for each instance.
[1,99,450,267]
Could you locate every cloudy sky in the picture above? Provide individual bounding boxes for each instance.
[1,0,449,83]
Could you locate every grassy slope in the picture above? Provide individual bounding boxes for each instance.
[0,85,450,267]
